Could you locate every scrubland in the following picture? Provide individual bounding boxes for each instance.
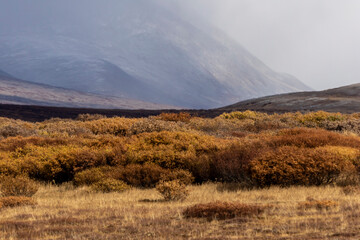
[1,111,360,239]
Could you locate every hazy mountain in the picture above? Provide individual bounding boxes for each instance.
[220,83,360,113]
[0,69,175,109]
[0,0,310,108]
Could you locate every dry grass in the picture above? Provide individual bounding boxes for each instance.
[1,184,360,239]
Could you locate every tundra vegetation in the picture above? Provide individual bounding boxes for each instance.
[1,111,360,239]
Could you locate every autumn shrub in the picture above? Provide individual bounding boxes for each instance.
[128,118,184,135]
[160,169,194,185]
[83,118,136,136]
[155,112,192,122]
[0,124,35,138]
[250,146,356,187]
[183,201,266,221]
[220,111,267,121]
[37,120,91,137]
[91,179,130,193]
[76,114,107,121]
[0,175,39,197]
[268,128,360,149]
[73,167,106,186]
[297,111,344,126]
[211,142,265,184]
[110,164,167,188]
[298,199,339,211]
[156,180,189,201]
[124,131,227,169]
[0,196,37,208]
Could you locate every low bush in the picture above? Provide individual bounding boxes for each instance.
[160,169,194,185]
[298,199,339,210]
[73,167,106,186]
[0,175,39,197]
[91,179,130,193]
[0,196,37,208]
[250,146,356,187]
[156,180,189,201]
[183,201,266,221]
[155,112,192,122]
[110,164,167,188]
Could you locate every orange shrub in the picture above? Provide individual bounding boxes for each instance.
[110,164,167,188]
[91,179,130,193]
[155,112,192,122]
[0,175,39,197]
[183,201,266,221]
[250,146,356,187]
[268,128,360,149]
[156,180,189,201]
[160,169,194,185]
[211,142,266,184]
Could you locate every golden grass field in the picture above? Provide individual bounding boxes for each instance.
[1,111,360,239]
[1,183,360,240]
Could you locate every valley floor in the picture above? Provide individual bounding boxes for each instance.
[1,184,359,240]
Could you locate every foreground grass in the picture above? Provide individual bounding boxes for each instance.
[1,184,359,239]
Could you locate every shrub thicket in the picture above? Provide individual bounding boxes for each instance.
[183,201,266,220]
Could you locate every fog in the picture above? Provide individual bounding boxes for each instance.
[160,0,360,90]
[1,0,359,91]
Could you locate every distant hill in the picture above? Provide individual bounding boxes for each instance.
[219,83,360,113]
[0,70,175,109]
[0,0,310,109]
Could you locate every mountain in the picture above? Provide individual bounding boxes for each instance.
[220,83,360,113]
[0,0,310,109]
[0,69,175,109]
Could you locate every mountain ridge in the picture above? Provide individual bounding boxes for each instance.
[219,83,360,113]
[0,70,176,109]
[0,0,310,108]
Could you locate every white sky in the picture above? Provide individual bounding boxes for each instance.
[168,0,360,90]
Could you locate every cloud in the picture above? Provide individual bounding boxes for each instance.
[160,0,360,89]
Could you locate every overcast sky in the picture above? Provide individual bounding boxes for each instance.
[166,0,360,90]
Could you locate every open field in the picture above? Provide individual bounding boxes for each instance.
[1,111,360,239]
[1,184,360,239]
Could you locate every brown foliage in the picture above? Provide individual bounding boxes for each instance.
[155,112,192,122]
[110,164,167,188]
[0,196,37,208]
[91,179,130,193]
[183,201,266,221]
[268,128,360,149]
[0,175,39,197]
[250,146,356,187]
[298,199,339,210]
[156,180,189,201]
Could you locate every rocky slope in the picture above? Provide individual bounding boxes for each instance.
[0,0,310,109]
[0,70,174,109]
[220,84,360,113]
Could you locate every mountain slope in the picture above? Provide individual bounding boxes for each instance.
[220,83,360,113]
[0,70,175,109]
[0,0,310,108]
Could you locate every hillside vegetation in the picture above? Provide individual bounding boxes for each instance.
[1,111,360,239]
[0,111,360,188]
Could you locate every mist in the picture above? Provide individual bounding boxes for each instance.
[159,0,360,90]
